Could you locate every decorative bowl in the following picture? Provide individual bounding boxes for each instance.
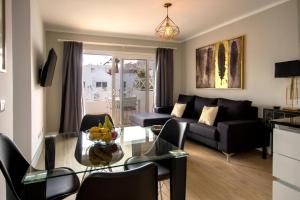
[88,143,124,166]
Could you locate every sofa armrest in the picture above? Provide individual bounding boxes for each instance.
[154,106,174,114]
[217,119,264,154]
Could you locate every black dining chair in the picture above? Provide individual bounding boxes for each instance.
[156,118,187,150]
[0,133,80,200]
[76,162,158,200]
[80,114,114,131]
[125,119,187,199]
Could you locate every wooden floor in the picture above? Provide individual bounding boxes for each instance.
[67,140,273,200]
[182,140,272,200]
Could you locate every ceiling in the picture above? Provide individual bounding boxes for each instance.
[38,0,288,41]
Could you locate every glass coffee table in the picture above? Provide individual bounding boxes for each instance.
[22,126,188,200]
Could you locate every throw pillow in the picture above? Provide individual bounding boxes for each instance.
[171,103,187,118]
[198,106,219,126]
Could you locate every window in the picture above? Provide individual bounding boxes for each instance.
[102,82,107,88]
[96,82,102,87]
[82,53,155,126]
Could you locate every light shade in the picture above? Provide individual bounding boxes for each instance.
[275,60,300,77]
[155,17,180,40]
[155,3,180,40]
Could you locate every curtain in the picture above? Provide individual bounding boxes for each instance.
[59,42,83,133]
[155,48,174,107]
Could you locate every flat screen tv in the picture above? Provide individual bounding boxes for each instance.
[39,48,57,87]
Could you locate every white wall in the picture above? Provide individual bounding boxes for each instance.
[12,0,32,161]
[298,0,300,57]
[12,0,45,160]
[45,31,182,132]
[30,0,46,158]
[0,0,45,198]
[182,0,300,116]
[0,0,13,199]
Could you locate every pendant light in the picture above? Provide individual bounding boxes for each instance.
[155,2,180,40]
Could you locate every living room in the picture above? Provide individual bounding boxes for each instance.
[0,0,300,200]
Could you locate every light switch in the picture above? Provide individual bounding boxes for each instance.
[0,99,6,112]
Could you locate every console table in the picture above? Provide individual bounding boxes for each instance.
[262,108,300,158]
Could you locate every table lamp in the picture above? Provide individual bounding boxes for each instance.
[275,60,300,111]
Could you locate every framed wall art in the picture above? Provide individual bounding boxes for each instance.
[196,36,244,89]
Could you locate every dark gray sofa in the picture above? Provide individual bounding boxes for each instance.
[130,94,264,159]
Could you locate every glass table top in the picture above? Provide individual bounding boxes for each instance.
[22,126,188,184]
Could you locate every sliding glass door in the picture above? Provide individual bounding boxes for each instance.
[82,53,155,127]
[117,59,154,125]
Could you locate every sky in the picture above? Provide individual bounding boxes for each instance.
[83,54,112,66]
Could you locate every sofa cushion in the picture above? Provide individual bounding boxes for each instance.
[217,98,252,121]
[186,132,219,149]
[177,94,195,118]
[174,117,198,124]
[189,123,218,140]
[171,103,187,117]
[199,106,219,126]
[193,96,218,118]
[130,112,171,127]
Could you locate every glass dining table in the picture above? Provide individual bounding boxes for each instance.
[21,126,188,200]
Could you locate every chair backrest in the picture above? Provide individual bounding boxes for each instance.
[158,119,187,149]
[80,114,114,131]
[0,133,29,200]
[76,163,158,200]
[178,122,188,149]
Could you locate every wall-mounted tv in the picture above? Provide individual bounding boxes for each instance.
[39,48,57,87]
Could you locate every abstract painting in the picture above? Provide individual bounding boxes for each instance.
[196,45,215,88]
[196,36,244,89]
